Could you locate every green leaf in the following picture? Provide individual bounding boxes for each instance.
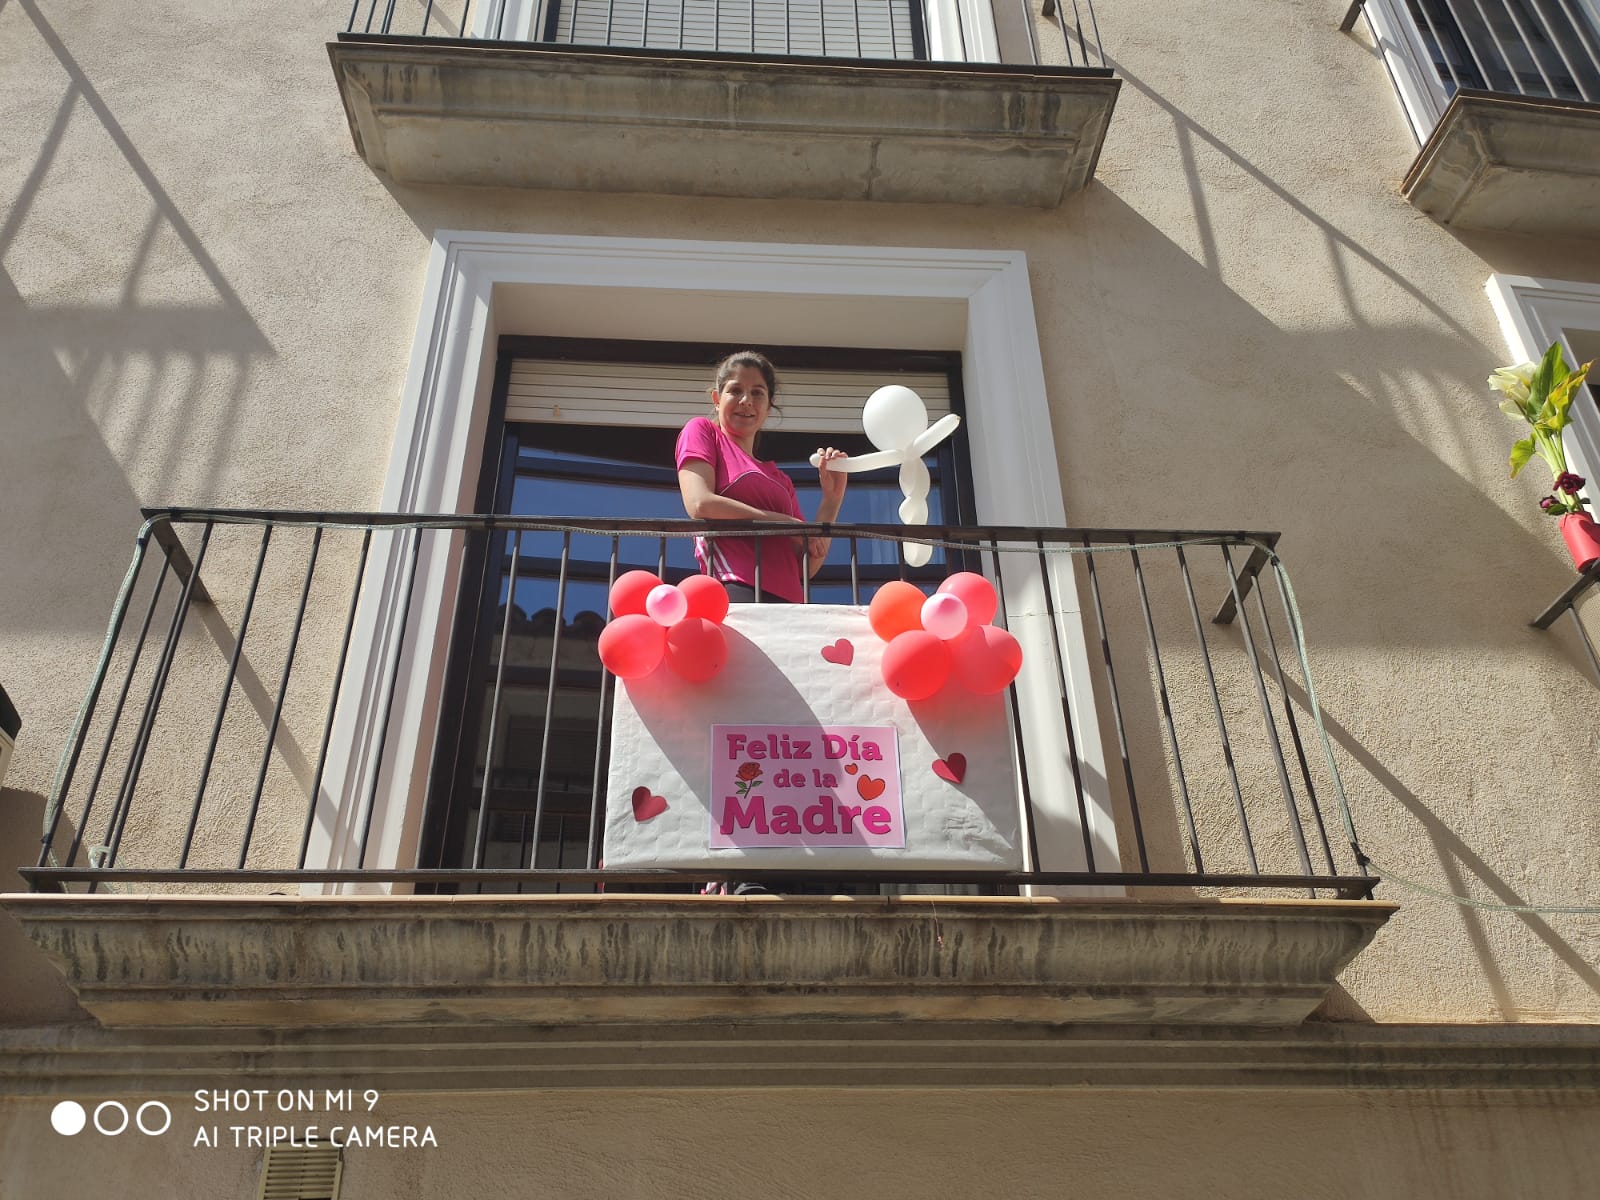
[1510,436,1537,476]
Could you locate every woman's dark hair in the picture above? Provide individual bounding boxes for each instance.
[711,350,780,410]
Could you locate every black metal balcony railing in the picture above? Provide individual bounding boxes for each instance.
[27,510,1374,898]
[344,0,1106,67]
[1347,0,1600,103]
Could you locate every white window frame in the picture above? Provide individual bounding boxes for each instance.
[1355,0,1453,144]
[1487,273,1600,500]
[306,232,1115,893]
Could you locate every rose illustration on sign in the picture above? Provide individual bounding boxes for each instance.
[734,761,762,799]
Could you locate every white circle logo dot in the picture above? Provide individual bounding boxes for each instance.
[51,1101,87,1136]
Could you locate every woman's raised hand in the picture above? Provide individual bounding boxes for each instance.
[816,447,849,503]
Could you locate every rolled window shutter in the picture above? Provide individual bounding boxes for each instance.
[505,359,952,434]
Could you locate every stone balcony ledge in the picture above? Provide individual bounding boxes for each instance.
[3,893,1393,1029]
[328,35,1119,206]
[1403,90,1600,237]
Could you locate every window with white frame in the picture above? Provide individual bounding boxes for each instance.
[1487,274,1600,495]
[302,233,1118,894]
[1355,0,1600,142]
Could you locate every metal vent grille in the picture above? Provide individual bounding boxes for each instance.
[259,1147,342,1200]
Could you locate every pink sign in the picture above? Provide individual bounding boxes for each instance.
[709,724,904,849]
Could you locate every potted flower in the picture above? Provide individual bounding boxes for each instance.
[1490,342,1599,572]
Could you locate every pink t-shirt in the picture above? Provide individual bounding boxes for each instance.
[675,416,805,602]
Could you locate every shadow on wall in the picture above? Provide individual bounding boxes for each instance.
[0,0,273,643]
[1285,679,1600,1018]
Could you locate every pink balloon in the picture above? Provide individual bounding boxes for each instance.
[950,625,1022,695]
[598,613,667,678]
[881,630,952,701]
[938,572,998,626]
[645,583,689,627]
[679,575,730,624]
[920,592,969,641]
[665,618,728,682]
[610,570,663,618]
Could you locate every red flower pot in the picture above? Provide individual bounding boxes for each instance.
[1560,511,1600,572]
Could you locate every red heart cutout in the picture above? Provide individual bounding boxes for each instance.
[820,638,854,666]
[631,786,668,822]
[856,775,886,801]
[932,753,967,785]
[844,763,858,775]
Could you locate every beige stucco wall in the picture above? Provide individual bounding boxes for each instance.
[3,0,1599,1034]
[3,1087,1599,1199]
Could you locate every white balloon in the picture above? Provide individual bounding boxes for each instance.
[863,386,929,450]
[645,584,688,627]
[828,384,961,568]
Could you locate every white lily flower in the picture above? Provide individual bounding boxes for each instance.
[1487,362,1535,403]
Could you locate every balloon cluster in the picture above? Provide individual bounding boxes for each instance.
[868,573,1022,701]
[598,572,731,682]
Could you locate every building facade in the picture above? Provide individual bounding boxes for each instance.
[3,0,1600,1194]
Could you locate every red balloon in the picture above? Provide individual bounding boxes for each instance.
[610,570,663,618]
[950,625,1022,694]
[869,581,926,643]
[881,630,952,701]
[665,617,728,682]
[598,613,667,678]
[938,572,998,626]
[678,574,730,624]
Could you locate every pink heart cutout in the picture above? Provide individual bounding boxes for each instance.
[932,753,967,785]
[631,786,668,822]
[821,638,854,666]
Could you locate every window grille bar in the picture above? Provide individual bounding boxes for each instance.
[238,528,322,870]
[1267,560,1369,880]
[1221,544,1314,884]
[1253,566,1338,877]
[50,546,165,869]
[1410,0,1467,92]
[586,537,621,872]
[356,528,423,868]
[1444,0,1523,92]
[300,528,372,869]
[472,528,521,869]
[180,525,273,869]
[1129,542,1202,872]
[1552,0,1600,86]
[1488,0,1562,96]
[994,544,1042,873]
[1175,544,1258,873]
[1519,0,1590,98]
[1080,540,1148,871]
[531,531,573,855]
[100,522,214,877]
[1033,538,1094,872]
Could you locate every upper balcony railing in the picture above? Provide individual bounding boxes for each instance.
[26,510,1373,900]
[345,0,1105,67]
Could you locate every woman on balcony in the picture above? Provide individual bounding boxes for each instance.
[675,350,849,602]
